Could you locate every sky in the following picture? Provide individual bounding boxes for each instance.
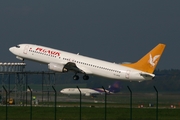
[0,1,180,70]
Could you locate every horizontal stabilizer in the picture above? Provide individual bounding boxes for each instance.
[140,73,155,78]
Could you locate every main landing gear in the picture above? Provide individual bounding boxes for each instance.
[73,75,79,80]
[83,75,89,80]
[73,74,89,80]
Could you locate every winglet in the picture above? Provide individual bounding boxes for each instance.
[122,43,166,73]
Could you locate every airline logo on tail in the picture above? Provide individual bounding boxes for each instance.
[121,43,165,73]
[148,54,160,67]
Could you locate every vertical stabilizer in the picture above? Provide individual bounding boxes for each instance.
[122,43,166,73]
[108,81,121,93]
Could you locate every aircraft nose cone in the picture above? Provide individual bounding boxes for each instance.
[9,47,14,53]
[60,90,64,93]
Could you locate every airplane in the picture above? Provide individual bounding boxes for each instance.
[60,81,121,97]
[9,43,166,82]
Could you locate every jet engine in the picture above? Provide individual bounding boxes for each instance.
[48,63,67,72]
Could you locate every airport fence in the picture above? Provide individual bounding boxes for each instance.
[1,85,180,120]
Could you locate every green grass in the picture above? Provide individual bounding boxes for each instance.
[1,92,180,119]
[0,105,180,120]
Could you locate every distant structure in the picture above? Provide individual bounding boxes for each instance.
[0,62,56,106]
[0,62,26,72]
[0,62,26,105]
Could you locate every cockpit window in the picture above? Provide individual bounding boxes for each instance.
[15,45,20,48]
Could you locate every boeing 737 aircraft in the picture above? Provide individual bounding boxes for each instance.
[9,43,165,82]
[60,81,121,97]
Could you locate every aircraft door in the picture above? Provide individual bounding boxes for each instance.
[125,70,130,79]
[23,45,29,54]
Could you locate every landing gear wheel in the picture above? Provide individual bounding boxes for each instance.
[73,75,79,80]
[83,75,89,80]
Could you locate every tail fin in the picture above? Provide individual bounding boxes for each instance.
[108,81,121,93]
[122,43,166,73]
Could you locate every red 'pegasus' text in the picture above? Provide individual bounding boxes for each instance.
[35,47,60,56]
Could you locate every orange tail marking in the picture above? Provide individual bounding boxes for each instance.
[122,43,166,73]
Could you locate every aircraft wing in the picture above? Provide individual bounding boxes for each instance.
[64,62,92,74]
[64,62,83,73]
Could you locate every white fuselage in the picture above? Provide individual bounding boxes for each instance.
[60,88,103,96]
[9,44,154,81]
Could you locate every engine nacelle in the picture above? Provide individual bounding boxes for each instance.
[48,63,67,72]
